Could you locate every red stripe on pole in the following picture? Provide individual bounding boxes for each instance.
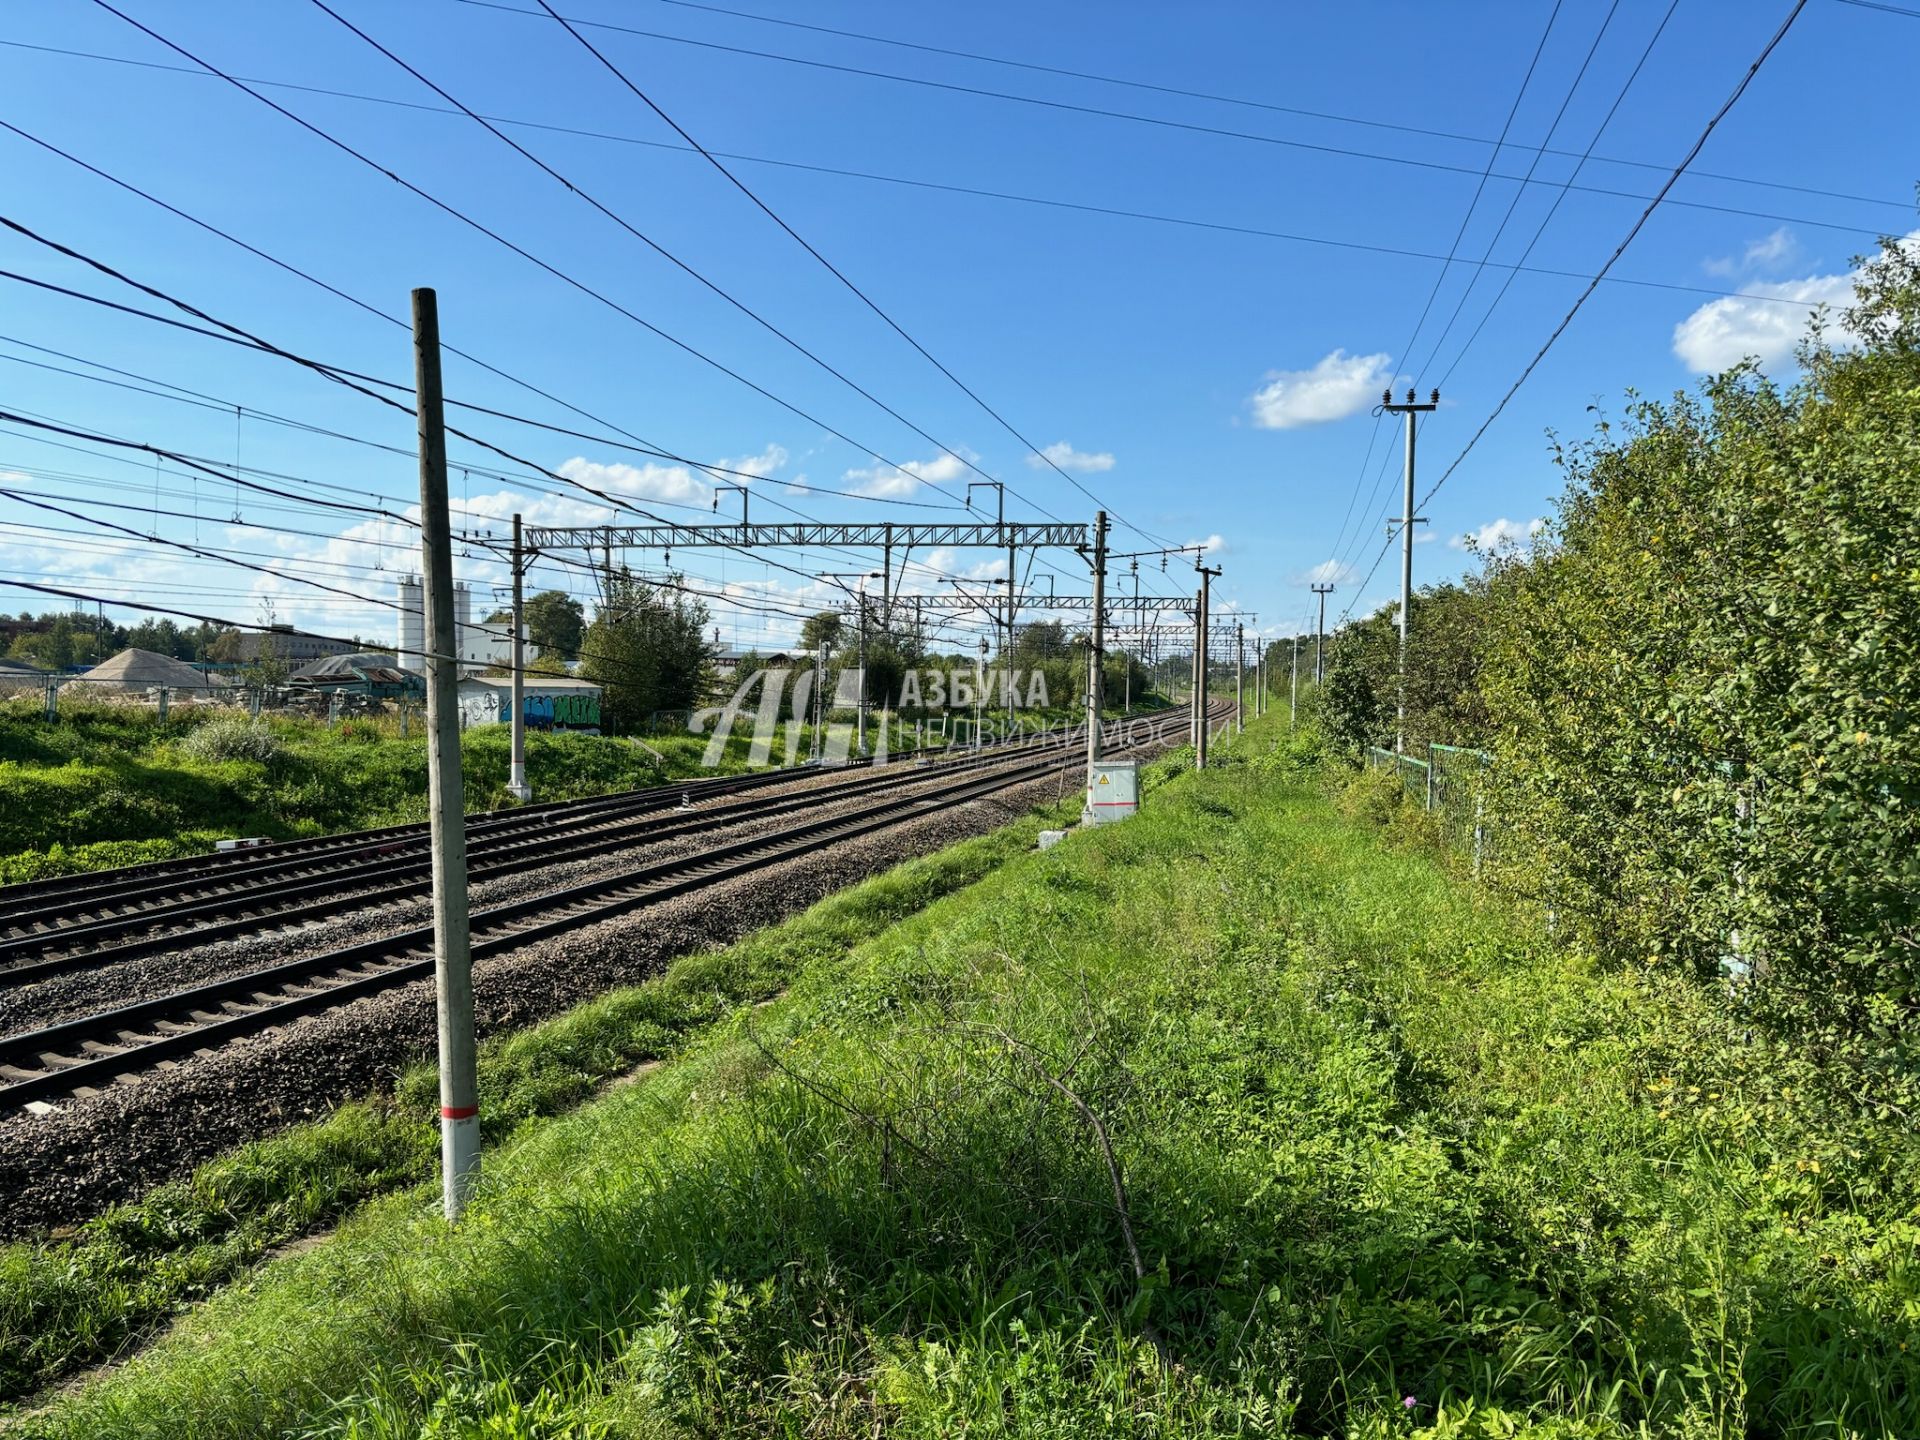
[441,1105,478,1120]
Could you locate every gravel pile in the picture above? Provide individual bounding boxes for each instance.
[0,746,1126,1239]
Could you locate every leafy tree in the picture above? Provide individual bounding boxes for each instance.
[1467,232,1920,1107]
[799,610,842,654]
[524,590,585,660]
[126,618,193,659]
[580,573,715,731]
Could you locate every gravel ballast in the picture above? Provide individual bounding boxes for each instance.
[0,750,1122,1239]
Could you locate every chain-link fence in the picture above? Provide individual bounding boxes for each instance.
[1366,741,1492,871]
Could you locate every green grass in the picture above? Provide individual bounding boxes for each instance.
[0,696,1169,883]
[0,794,1087,1406]
[0,702,875,883]
[12,717,1914,1437]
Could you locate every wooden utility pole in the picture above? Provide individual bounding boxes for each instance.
[413,289,478,1222]
[507,513,530,802]
[1381,386,1438,752]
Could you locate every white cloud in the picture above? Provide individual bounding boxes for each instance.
[1248,349,1392,430]
[1188,533,1227,555]
[1028,441,1115,473]
[842,451,966,499]
[718,443,788,481]
[1671,273,1856,372]
[1293,558,1357,587]
[1672,231,1920,373]
[1703,226,1798,278]
[557,455,707,506]
[1450,517,1544,552]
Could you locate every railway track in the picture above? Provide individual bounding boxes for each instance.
[0,729,1082,985]
[0,710,1199,1110]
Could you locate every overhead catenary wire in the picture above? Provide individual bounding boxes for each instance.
[1414,0,1813,518]
[2,90,1097,598]
[524,0,1171,548]
[0,216,1008,600]
[7,34,1909,222]
[457,1,1898,238]
[306,0,1044,529]
[84,0,1027,522]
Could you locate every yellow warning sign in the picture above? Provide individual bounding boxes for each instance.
[1096,774,1109,784]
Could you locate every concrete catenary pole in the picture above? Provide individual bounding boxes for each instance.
[1291,636,1300,731]
[1381,386,1439,753]
[1235,622,1245,734]
[811,640,830,761]
[1196,564,1219,769]
[1189,587,1203,750]
[507,512,530,802]
[1311,582,1334,685]
[1085,510,1108,800]
[855,584,867,756]
[412,288,478,1222]
[974,636,987,750]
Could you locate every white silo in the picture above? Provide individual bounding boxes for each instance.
[453,581,474,669]
[397,576,424,672]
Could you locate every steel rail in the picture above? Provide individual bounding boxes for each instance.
[0,711,1194,1108]
[0,725,1089,982]
[0,759,831,918]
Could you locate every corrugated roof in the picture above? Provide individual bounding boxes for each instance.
[291,651,402,679]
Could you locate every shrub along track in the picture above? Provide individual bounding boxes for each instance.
[0,711,1204,1235]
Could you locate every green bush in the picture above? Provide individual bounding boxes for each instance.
[178,718,280,765]
[1474,236,1920,1110]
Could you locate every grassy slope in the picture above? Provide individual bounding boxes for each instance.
[0,697,1157,882]
[0,703,859,882]
[13,720,1919,1438]
[0,795,1079,1403]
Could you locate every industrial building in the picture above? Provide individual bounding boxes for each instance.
[394,577,523,675]
[455,675,602,732]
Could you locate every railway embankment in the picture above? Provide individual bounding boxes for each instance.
[8,714,1915,1437]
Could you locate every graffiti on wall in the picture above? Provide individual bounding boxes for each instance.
[524,691,601,730]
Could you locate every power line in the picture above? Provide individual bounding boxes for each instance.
[1416,0,1812,518]
[1324,1,1562,577]
[648,0,1912,220]
[1411,0,1629,382]
[1432,0,1684,388]
[1831,0,1920,15]
[0,331,961,512]
[457,1,1899,238]
[84,0,1001,516]
[2,57,1889,306]
[526,0,1167,547]
[0,216,1000,599]
[8,33,1907,222]
[35,21,1088,602]
[307,0,1038,527]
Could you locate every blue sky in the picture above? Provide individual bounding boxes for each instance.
[1,0,1914,657]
